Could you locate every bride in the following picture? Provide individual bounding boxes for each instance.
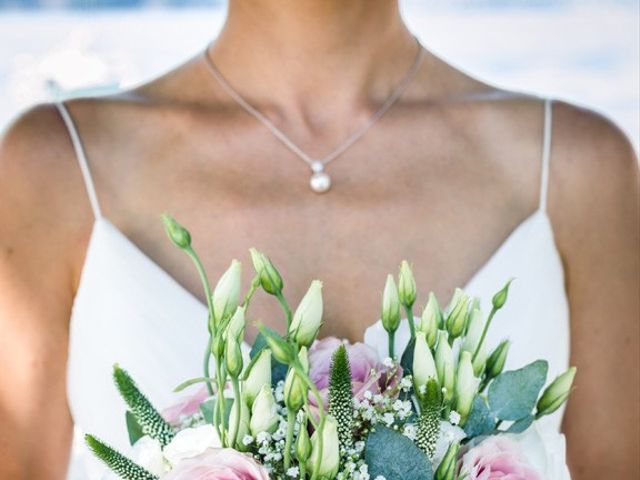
[0,1,637,479]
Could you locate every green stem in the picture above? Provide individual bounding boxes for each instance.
[472,307,497,362]
[203,337,215,396]
[284,409,296,470]
[229,377,242,448]
[276,290,293,330]
[217,362,227,446]
[242,275,261,310]
[388,330,396,360]
[186,247,217,335]
[299,462,307,480]
[292,362,326,480]
[404,304,416,340]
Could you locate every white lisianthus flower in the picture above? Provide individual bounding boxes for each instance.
[162,424,221,467]
[432,421,466,470]
[131,436,165,476]
[511,422,571,480]
[212,259,242,321]
[289,280,323,347]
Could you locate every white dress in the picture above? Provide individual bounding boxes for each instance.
[56,99,570,480]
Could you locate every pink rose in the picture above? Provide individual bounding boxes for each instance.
[164,448,269,480]
[460,435,542,480]
[162,386,210,425]
[308,337,401,408]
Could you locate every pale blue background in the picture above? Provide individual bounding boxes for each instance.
[0,0,638,149]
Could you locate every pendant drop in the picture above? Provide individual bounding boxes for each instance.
[309,161,331,193]
[310,171,331,193]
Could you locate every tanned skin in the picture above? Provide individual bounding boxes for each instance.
[0,1,638,478]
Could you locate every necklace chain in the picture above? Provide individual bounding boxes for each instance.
[202,38,425,172]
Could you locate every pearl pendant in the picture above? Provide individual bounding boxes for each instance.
[309,161,331,193]
[310,171,331,193]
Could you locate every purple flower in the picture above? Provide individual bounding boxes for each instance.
[308,337,401,408]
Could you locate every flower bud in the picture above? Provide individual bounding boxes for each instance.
[295,418,312,462]
[434,441,460,480]
[228,397,250,450]
[417,292,441,347]
[250,385,279,436]
[225,335,244,379]
[435,331,455,402]
[161,214,191,249]
[289,280,323,347]
[249,248,283,296]
[284,347,309,411]
[258,325,296,365]
[455,351,477,426]
[492,278,514,310]
[381,274,401,334]
[485,340,510,380]
[211,333,225,359]
[307,415,340,479]
[226,305,246,342]
[398,260,417,308]
[462,304,488,375]
[536,367,577,417]
[242,348,272,408]
[413,332,437,390]
[446,289,469,340]
[212,260,242,322]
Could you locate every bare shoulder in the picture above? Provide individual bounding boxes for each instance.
[549,100,638,219]
[547,100,638,262]
[0,103,93,294]
[0,102,91,227]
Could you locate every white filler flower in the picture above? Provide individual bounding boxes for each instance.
[162,424,221,467]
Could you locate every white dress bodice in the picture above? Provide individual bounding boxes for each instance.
[55,99,570,480]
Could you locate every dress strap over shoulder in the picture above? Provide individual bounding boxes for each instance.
[538,98,553,213]
[55,102,102,219]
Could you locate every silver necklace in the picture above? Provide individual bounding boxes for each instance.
[202,38,425,193]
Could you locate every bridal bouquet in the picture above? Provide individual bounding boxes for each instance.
[87,215,576,480]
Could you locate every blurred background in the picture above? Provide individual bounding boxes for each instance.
[0,0,638,150]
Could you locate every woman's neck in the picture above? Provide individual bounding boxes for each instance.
[207,0,420,128]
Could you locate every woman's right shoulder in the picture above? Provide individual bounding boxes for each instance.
[0,102,97,294]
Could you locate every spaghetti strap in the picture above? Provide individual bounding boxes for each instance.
[538,98,553,213]
[55,102,102,219]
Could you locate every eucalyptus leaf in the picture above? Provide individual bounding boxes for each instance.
[365,426,433,480]
[506,415,535,433]
[488,360,548,421]
[200,397,233,425]
[464,396,495,438]
[125,410,145,446]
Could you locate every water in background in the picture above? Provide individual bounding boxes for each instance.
[0,0,638,149]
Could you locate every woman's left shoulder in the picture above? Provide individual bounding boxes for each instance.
[550,100,637,179]
[547,99,638,259]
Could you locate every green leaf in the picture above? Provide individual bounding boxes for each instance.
[400,337,416,376]
[506,415,534,433]
[173,377,215,393]
[250,332,268,358]
[365,426,433,480]
[113,365,176,447]
[463,396,495,438]
[488,360,548,421]
[126,411,145,446]
[250,331,288,385]
[200,397,233,425]
[85,434,158,480]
